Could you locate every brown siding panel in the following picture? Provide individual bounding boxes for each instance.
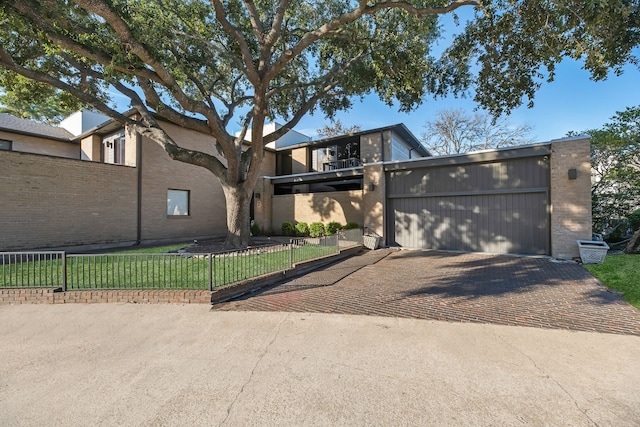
[388,156,550,255]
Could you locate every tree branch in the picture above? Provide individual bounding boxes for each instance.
[210,0,260,84]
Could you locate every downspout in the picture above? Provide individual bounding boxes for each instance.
[136,132,142,245]
[380,130,385,162]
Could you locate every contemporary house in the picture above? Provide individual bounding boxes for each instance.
[0,111,592,259]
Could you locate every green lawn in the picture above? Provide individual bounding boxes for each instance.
[1,244,337,290]
[584,254,640,310]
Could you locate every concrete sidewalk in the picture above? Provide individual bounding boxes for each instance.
[1,304,638,426]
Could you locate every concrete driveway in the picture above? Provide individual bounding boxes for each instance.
[1,304,639,426]
[215,249,640,336]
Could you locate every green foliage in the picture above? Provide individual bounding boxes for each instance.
[584,255,640,310]
[281,221,295,237]
[575,106,640,235]
[450,1,640,116]
[344,222,360,230]
[1,1,637,130]
[250,221,261,236]
[326,221,342,235]
[295,222,309,237]
[629,209,640,231]
[0,71,86,124]
[309,222,326,238]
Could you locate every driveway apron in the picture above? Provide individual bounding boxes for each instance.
[213,249,640,336]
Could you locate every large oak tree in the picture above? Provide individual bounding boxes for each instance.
[1,0,638,247]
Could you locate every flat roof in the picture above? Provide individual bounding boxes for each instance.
[276,123,429,157]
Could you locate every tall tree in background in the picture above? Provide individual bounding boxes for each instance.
[317,119,362,138]
[421,109,533,155]
[1,1,638,247]
[580,106,640,240]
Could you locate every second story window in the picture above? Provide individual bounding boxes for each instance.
[102,131,125,165]
[0,139,12,151]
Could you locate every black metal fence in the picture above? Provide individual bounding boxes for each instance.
[1,230,363,291]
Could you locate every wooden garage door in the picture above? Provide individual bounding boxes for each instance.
[387,155,550,255]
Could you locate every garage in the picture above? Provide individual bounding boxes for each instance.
[386,145,551,255]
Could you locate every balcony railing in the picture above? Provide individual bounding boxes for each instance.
[322,157,362,171]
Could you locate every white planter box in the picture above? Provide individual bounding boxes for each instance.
[577,240,610,264]
[363,235,380,250]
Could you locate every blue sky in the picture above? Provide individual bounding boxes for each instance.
[294,59,640,142]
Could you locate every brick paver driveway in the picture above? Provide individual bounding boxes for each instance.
[213,249,640,336]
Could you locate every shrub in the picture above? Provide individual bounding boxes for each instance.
[326,221,342,235]
[629,208,640,231]
[309,222,325,237]
[344,222,360,230]
[295,222,309,237]
[281,221,295,236]
[250,221,260,236]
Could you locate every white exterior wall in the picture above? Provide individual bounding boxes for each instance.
[60,110,110,136]
[240,122,311,149]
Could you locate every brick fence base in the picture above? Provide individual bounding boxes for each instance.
[0,288,212,304]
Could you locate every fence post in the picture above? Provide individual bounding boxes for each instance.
[208,254,213,291]
[289,240,293,269]
[61,252,67,292]
[336,233,340,254]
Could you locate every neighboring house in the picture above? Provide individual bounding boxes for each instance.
[0,113,77,158]
[0,111,274,251]
[0,112,592,259]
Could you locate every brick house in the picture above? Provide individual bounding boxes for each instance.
[0,112,591,259]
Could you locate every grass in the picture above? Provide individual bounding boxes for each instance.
[584,254,640,310]
[1,243,337,290]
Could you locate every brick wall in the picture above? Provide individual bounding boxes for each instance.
[361,132,383,163]
[0,150,138,251]
[0,288,212,304]
[291,147,307,174]
[0,130,78,159]
[138,122,277,242]
[550,137,592,259]
[138,134,227,242]
[271,190,364,231]
[363,163,386,243]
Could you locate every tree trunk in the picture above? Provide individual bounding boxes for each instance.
[222,184,252,248]
[625,228,640,254]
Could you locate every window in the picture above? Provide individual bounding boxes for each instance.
[102,131,125,165]
[167,189,190,216]
[0,139,12,151]
[310,141,360,171]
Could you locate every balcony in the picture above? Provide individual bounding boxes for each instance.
[322,157,362,171]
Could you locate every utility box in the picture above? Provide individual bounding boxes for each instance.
[363,235,380,250]
[577,240,610,264]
